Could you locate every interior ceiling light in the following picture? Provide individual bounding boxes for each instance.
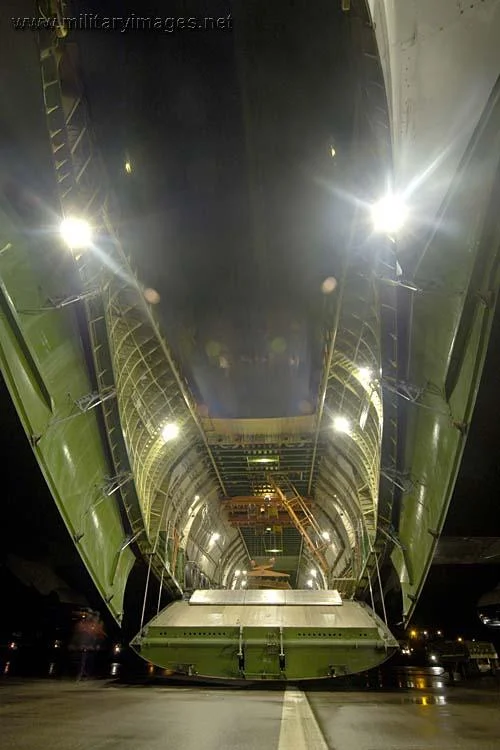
[210,532,220,542]
[371,193,408,235]
[194,494,200,501]
[333,416,351,434]
[330,145,336,158]
[321,531,330,541]
[234,570,241,577]
[60,217,93,249]
[125,160,132,174]
[310,569,317,577]
[268,548,282,553]
[247,456,279,465]
[161,422,179,442]
[306,579,313,588]
[358,367,373,383]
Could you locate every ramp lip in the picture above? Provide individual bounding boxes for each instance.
[188,589,343,606]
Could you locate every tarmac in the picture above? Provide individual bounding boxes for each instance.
[1,677,499,749]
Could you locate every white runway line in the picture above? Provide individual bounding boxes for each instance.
[278,688,329,749]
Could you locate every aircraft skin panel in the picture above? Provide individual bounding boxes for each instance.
[368,0,500,225]
[367,0,500,620]
[0,204,134,622]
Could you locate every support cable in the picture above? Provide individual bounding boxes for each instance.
[139,482,173,633]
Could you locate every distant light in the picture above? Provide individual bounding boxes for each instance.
[321,531,330,541]
[330,145,336,158]
[161,422,179,442]
[321,276,337,295]
[194,495,200,502]
[371,193,408,235]
[410,630,417,638]
[437,630,442,636]
[125,161,132,174]
[144,287,161,304]
[268,548,282,553]
[60,217,93,249]
[266,527,272,532]
[8,641,17,650]
[113,644,121,654]
[234,570,241,577]
[333,416,351,434]
[306,579,313,588]
[310,569,317,578]
[457,637,463,642]
[430,654,437,661]
[423,630,428,636]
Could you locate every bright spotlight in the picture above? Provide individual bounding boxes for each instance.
[333,416,351,434]
[358,367,373,383]
[60,217,93,249]
[371,193,408,235]
[161,422,179,442]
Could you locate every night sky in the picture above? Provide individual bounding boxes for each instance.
[1,0,500,648]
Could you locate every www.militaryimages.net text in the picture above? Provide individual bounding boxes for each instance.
[12,13,233,33]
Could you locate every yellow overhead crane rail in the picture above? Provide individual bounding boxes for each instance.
[266,475,330,576]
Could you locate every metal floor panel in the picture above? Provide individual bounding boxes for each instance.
[149,599,382,630]
[189,589,343,606]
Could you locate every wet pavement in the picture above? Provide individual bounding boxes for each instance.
[308,686,500,750]
[0,676,499,749]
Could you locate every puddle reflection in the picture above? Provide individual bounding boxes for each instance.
[401,694,447,706]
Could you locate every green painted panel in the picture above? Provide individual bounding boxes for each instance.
[0,209,135,621]
[395,84,500,620]
[136,625,397,680]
